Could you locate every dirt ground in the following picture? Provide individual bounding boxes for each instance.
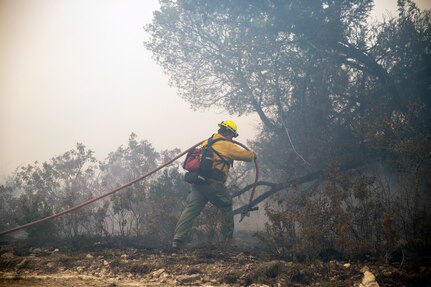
[1,241,430,287]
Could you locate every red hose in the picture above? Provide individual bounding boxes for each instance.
[0,139,258,237]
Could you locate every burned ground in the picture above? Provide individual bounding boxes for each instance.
[0,239,430,287]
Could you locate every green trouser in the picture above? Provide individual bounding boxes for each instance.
[173,181,233,243]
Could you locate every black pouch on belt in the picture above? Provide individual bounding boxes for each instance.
[184,171,208,184]
[210,168,225,182]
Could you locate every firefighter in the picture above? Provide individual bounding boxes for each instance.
[172,120,256,250]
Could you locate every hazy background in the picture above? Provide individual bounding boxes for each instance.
[1,0,430,179]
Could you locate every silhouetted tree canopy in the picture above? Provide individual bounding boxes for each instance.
[145,0,431,177]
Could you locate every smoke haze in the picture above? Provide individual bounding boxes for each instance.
[0,0,429,179]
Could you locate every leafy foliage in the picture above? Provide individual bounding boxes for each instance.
[99,133,160,237]
[12,143,99,240]
[1,135,190,245]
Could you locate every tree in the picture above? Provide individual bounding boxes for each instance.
[0,184,18,234]
[100,133,160,237]
[13,143,99,240]
[145,1,378,174]
[145,0,430,175]
[146,0,431,259]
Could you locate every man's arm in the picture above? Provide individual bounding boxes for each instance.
[227,143,256,162]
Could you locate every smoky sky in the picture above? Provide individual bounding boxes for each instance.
[0,0,429,179]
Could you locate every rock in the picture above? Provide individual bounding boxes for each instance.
[176,274,201,284]
[150,268,165,278]
[52,249,60,254]
[0,252,15,259]
[86,254,94,260]
[76,266,85,273]
[358,270,380,287]
[32,248,42,255]
[103,260,109,266]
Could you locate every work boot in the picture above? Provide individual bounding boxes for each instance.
[171,240,183,253]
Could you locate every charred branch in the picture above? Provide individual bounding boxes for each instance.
[233,160,370,216]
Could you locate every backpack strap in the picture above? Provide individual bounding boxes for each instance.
[205,135,232,168]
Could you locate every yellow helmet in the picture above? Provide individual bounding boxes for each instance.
[218,119,239,137]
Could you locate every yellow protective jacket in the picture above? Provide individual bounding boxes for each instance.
[201,133,255,181]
